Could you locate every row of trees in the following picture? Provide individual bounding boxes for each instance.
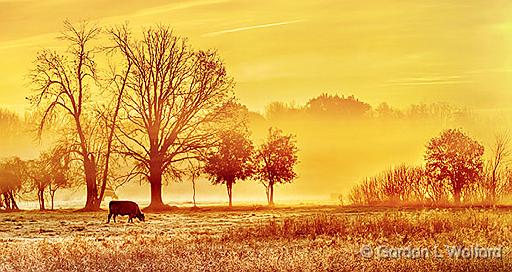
[350,129,512,205]
[25,21,244,211]
[265,93,466,121]
[204,128,298,207]
[0,146,74,210]
[0,20,299,211]
[0,126,298,210]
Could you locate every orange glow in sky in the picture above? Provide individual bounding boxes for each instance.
[1,0,512,114]
[1,1,512,203]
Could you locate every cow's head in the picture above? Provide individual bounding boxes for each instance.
[137,213,145,222]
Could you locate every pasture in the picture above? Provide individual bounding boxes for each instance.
[0,205,511,271]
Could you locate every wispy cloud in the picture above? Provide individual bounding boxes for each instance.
[133,0,228,17]
[0,0,229,51]
[0,0,32,2]
[203,19,304,37]
[381,75,472,86]
[0,33,56,50]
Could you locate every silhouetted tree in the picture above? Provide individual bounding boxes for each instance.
[29,21,122,211]
[349,164,430,205]
[349,177,383,205]
[306,94,371,118]
[482,133,510,203]
[184,160,202,208]
[425,129,484,204]
[256,128,298,206]
[108,25,234,210]
[374,103,403,119]
[25,145,73,210]
[265,101,301,120]
[204,131,253,207]
[501,170,512,197]
[46,145,73,210]
[25,159,50,210]
[0,157,26,210]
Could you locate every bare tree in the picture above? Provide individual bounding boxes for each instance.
[24,145,74,210]
[483,132,510,203]
[25,159,50,210]
[29,20,100,210]
[186,160,202,208]
[349,177,384,205]
[29,21,124,210]
[349,165,431,206]
[108,25,234,210]
[47,145,74,210]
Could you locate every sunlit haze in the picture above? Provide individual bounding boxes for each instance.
[1,0,512,205]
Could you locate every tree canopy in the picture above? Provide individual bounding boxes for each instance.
[256,128,298,205]
[425,129,484,204]
[204,130,254,207]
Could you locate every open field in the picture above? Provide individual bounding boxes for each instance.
[0,205,511,271]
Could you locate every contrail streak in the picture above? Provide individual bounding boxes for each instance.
[204,19,303,37]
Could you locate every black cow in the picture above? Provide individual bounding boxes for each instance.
[107,201,145,223]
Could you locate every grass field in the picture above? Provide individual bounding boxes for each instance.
[0,205,511,271]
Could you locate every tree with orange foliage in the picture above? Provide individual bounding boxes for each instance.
[425,129,484,204]
[204,131,254,207]
[256,128,298,206]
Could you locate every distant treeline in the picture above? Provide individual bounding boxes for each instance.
[349,129,512,206]
[263,93,468,121]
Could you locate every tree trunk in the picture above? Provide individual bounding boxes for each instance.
[192,180,197,207]
[3,193,10,209]
[75,115,100,211]
[98,76,127,204]
[9,192,18,210]
[50,191,56,210]
[83,154,100,211]
[262,182,270,204]
[269,182,275,206]
[38,189,45,210]
[453,188,461,205]
[149,177,164,208]
[490,175,497,203]
[226,182,233,208]
[146,162,165,210]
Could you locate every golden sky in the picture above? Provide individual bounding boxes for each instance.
[1,0,512,114]
[3,0,512,203]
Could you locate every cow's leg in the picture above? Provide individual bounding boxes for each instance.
[128,215,133,223]
[107,213,112,223]
[113,214,117,223]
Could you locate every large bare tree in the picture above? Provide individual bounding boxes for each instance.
[108,25,234,210]
[29,21,124,210]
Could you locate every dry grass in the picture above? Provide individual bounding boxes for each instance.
[0,206,511,271]
[229,211,511,243]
